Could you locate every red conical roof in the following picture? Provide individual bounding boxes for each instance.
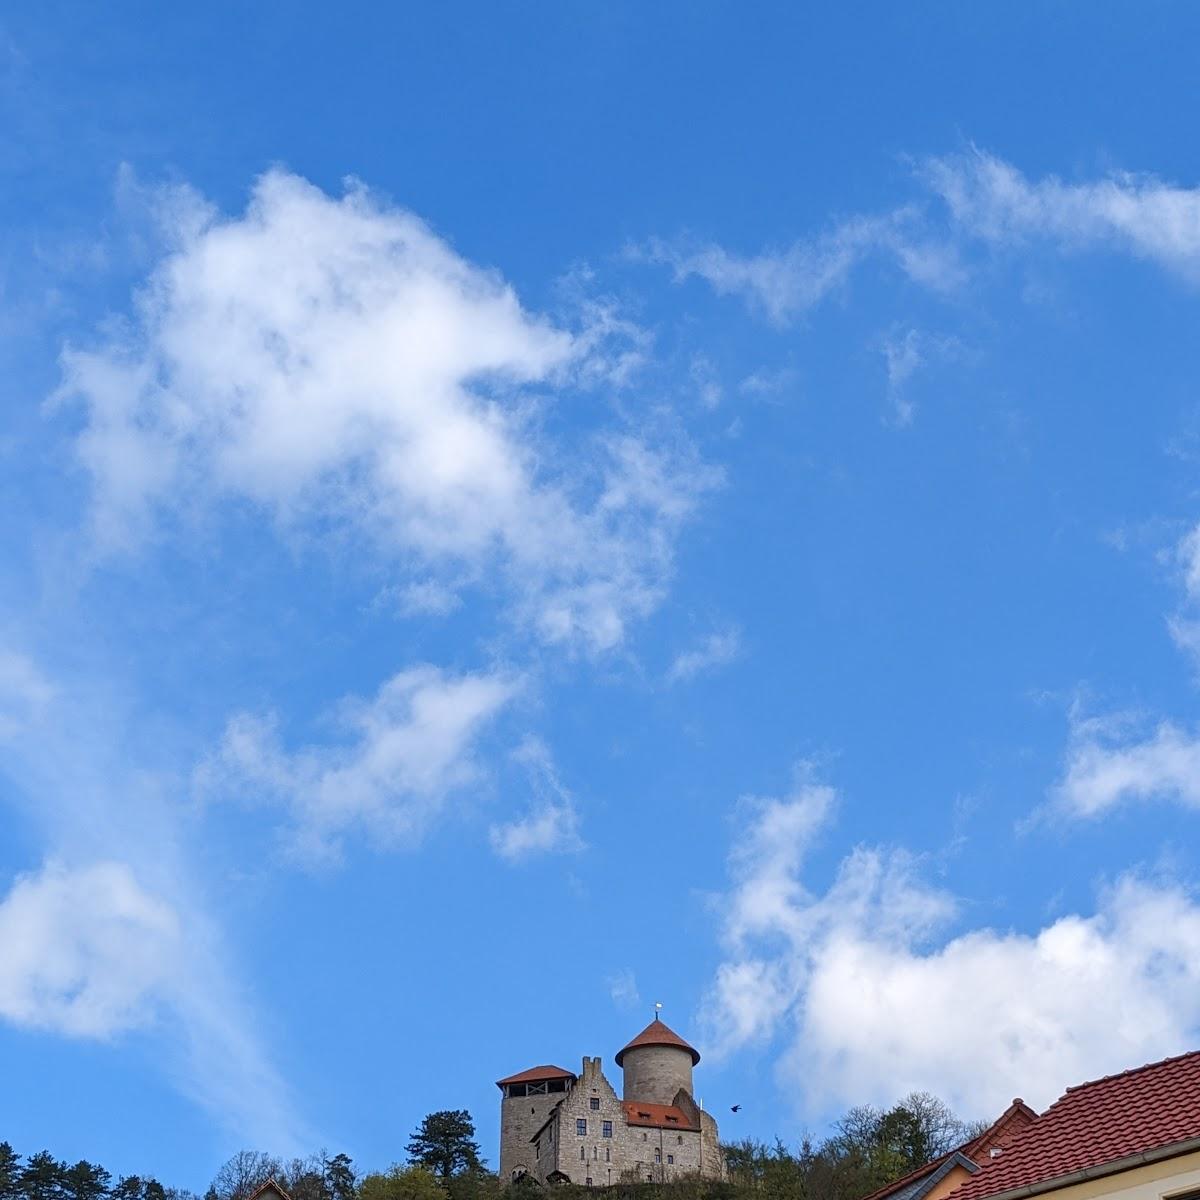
[615,1017,700,1066]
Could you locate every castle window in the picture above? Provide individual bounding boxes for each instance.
[654,1150,661,1164]
[590,1097,600,1111]
[677,1136,683,1145]
[576,1119,587,1136]
[667,1155,674,1165]
[529,1081,548,1095]
[666,1115,678,1122]
[602,1121,612,1138]
[642,1133,647,1142]
[580,1147,585,1161]
[605,1149,610,1163]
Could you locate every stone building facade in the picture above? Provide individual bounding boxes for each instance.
[496,1019,722,1187]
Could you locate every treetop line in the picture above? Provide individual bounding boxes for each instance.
[0,1092,978,1200]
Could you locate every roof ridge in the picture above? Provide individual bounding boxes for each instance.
[1062,1047,1200,1094]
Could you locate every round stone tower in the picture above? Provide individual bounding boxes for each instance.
[615,1017,701,1105]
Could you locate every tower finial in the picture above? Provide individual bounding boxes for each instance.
[654,1001,663,1020]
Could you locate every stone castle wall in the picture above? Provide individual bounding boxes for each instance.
[522,1056,722,1186]
[499,1086,565,1183]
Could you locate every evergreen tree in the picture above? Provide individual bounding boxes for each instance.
[20,1154,67,1200]
[0,1145,21,1200]
[322,1156,354,1200]
[111,1178,144,1200]
[406,1112,483,1180]
[64,1162,111,1200]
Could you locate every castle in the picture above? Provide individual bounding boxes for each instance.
[496,1017,722,1186]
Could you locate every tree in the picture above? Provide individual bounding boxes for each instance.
[279,1158,325,1200]
[0,1145,21,1200]
[358,1167,443,1200]
[63,1162,111,1200]
[406,1112,483,1180]
[210,1154,283,1200]
[21,1154,67,1200]
[322,1155,355,1200]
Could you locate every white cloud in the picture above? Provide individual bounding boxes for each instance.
[690,353,723,410]
[1051,708,1200,818]
[0,647,54,737]
[704,774,1200,1117]
[879,328,962,426]
[377,579,464,619]
[667,627,741,683]
[648,152,1200,334]
[0,651,311,1149]
[490,802,583,862]
[641,212,964,325]
[208,665,518,861]
[607,968,641,1010]
[924,150,1200,281]
[1167,521,1200,662]
[58,169,716,652]
[489,735,584,863]
[0,860,180,1037]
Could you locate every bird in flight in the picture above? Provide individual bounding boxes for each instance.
[730,1104,741,1113]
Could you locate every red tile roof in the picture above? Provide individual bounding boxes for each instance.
[621,1101,699,1130]
[247,1182,292,1200]
[858,1099,1039,1200]
[615,1018,701,1066]
[495,1064,576,1087]
[955,1050,1200,1200]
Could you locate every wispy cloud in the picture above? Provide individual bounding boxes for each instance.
[0,647,311,1149]
[667,627,741,683]
[489,736,584,863]
[646,151,1200,338]
[0,648,54,737]
[607,968,641,1010]
[1050,706,1200,818]
[639,210,963,325]
[879,328,962,426]
[206,665,520,863]
[923,150,1200,281]
[704,769,1200,1116]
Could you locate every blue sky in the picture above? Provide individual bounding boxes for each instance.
[6,1,1200,1191]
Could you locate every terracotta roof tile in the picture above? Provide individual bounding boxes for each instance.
[621,1101,699,1131]
[247,1182,292,1200]
[615,1018,701,1067]
[496,1064,576,1087]
[858,1099,1039,1200]
[955,1050,1200,1200]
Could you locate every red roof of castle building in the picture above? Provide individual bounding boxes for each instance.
[615,1018,701,1066]
[954,1049,1200,1200]
[495,1064,576,1087]
[621,1101,699,1131]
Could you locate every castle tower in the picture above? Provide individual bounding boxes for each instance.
[615,1017,700,1105]
[496,1064,576,1183]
